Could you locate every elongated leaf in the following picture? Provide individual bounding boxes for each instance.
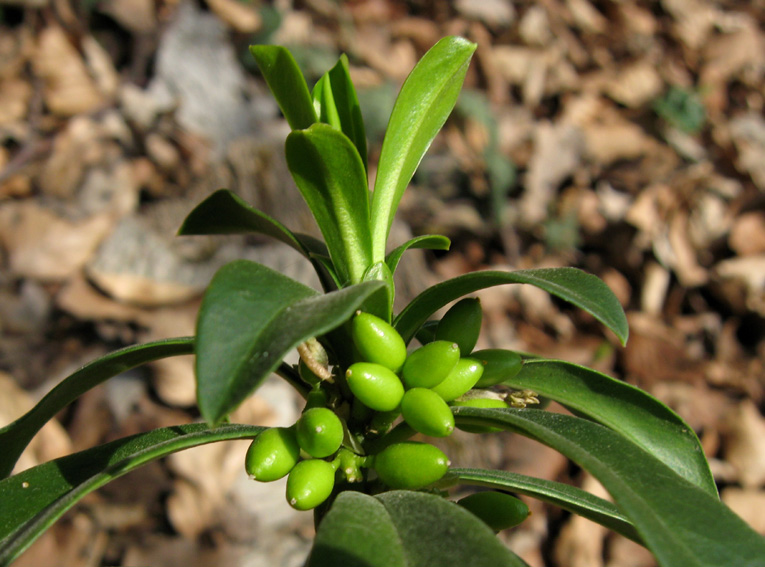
[394,268,629,345]
[448,468,640,543]
[504,360,716,495]
[196,260,384,424]
[370,36,476,261]
[385,234,451,274]
[326,54,368,171]
[249,45,317,130]
[286,124,373,284]
[177,189,327,257]
[0,423,264,566]
[176,189,338,292]
[453,407,765,567]
[361,261,395,321]
[308,490,530,567]
[312,73,342,129]
[0,337,194,479]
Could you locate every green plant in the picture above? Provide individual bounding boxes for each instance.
[0,36,763,566]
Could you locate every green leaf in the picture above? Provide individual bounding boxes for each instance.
[448,468,640,543]
[326,54,368,171]
[196,260,384,424]
[385,234,451,274]
[504,360,716,495]
[286,123,373,284]
[176,189,338,292]
[0,423,264,566]
[0,337,194,480]
[249,45,317,130]
[306,492,406,567]
[308,490,530,567]
[370,36,476,261]
[361,261,395,321]
[453,407,765,567]
[394,268,629,345]
[177,189,327,257]
[312,73,342,129]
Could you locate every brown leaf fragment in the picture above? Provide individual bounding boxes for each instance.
[721,488,765,534]
[721,400,765,488]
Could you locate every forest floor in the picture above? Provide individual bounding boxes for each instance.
[1,1,764,566]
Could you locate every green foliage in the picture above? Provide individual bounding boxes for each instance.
[653,86,707,135]
[1,36,762,567]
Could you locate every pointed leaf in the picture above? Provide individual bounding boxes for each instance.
[385,234,451,274]
[249,45,317,130]
[286,124,373,284]
[370,36,476,261]
[394,268,628,345]
[196,260,384,424]
[503,360,716,495]
[312,73,342,130]
[448,468,640,543]
[0,337,194,479]
[0,423,264,565]
[453,407,765,567]
[326,54,368,171]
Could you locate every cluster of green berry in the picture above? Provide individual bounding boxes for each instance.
[244,298,531,512]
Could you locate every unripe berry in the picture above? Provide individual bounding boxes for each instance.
[430,357,484,402]
[457,491,530,532]
[245,427,300,482]
[401,341,460,389]
[346,362,405,411]
[400,387,455,437]
[434,298,482,355]
[471,349,523,388]
[286,458,336,511]
[373,441,449,489]
[352,311,407,372]
[296,407,344,458]
[451,394,508,433]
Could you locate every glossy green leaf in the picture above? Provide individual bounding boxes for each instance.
[286,123,373,284]
[176,189,338,292]
[452,407,765,567]
[0,423,264,566]
[312,73,342,129]
[326,55,368,171]
[370,36,476,261]
[308,490,530,567]
[196,260,384,424]
[503,360,716,495]
[0,337,194,480]
[385,234,451,274]
[249,45,317,130]
[448,468,640,543]
[361,261,395,321]
[394,268,629,345]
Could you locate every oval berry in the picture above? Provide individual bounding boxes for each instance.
[471,349,523,388]
[430,357,484,402]
[286,458,336,511]
[450,395,508,433]
[434,298,482,355]
[373,441,449,489]
[401,340,460,389]
[244,427,300,482]
[296,407,344,458]
[345,362,404,411]
[400,388,455,437]
[457,491,530,532]
[352,311,407,372]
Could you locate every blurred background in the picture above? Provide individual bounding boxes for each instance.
[1,0,764,565]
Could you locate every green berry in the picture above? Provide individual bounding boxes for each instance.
[471,349,523,388]
[450,394,508,433]
[400,388,455,437]
[430,357,484,402]
[346,362,404,411]
[244,427,301,482]
[373,441,449,489]
[434,298,482,355]
[457,491,530,532]
[286,459,336,511]
[401,340,460,389]
[296,407,344,458]
[352,311,407,372]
